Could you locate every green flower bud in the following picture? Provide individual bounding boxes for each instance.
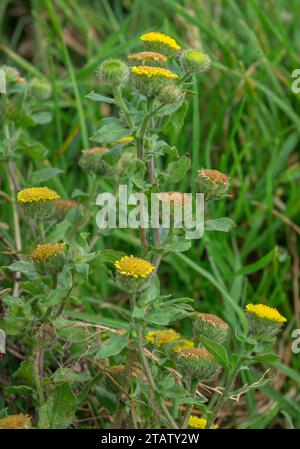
[158,85,183,104]
[96,59,129,87]
[194,313,230,344]
[36,323,57,348]
[177,348,221,381]
[52,199,81,222]
[180,49,211,74]
[79,147,112,176]
[196,168,229,202]
[30,77,51,100]
[30,242,65,276]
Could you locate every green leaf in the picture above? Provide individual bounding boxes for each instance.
[251,352,279,364]
[53,367,91,384]
[159,235,191,253]
[31,111,52,124]
[146,304,194,325]
[30,167,64,185]
[205,217,236,232]
[38,383,78,429]
[90,118,130,145]
[7,260,37,277]
[95,332,128,359]
[97,249,126,264]
[202,337,230,368]
[163,99,189,135]
[127,158,146,189]
[166,155,191,183]
[86,91,115,104]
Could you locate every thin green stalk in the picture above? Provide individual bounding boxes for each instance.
[181,378,199,428]
[113,86,134,128]
[33,346,44,405]
[205,358,244,429]
[38,220,46,243]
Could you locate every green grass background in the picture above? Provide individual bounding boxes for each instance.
[1,0,300,428]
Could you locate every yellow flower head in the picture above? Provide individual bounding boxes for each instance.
[145,329,181,346]
[188,415,218,429]
[128,51,168,63]
[140,32,181,51]
[113,136,134,145]
[245,304,287,323]
[31,242,65,263]
[0,414,32,429]
[173,339,194,353]
[114,255,154,278]
[17,187,60,203]
[131,66,178,79]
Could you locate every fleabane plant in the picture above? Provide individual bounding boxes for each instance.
[0,33,287,430]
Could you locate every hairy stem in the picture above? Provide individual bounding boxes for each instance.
[181,378,199,428]
[113,86,134,129]
[33,346,44,405]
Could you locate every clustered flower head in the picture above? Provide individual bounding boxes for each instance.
[17,187,60,219]
[115,255,154,278]
[128,51,168,66]
[0,414,32,429]
[140,32,181,54]
[31,242,65,276]
[188,415,218,429]
[145,328,180,346]
[131,65,179,97]
[194,312,230,344]
[79,147,111,175]
[177,347,221,381]
[197,168,229,202]
[245,303,287,338]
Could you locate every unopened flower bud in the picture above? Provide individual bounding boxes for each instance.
[36,323,57,348]
[194,313,229,344]
[196,168,229,202]
[158,85,183,104]
[30,77,51,100]
[177,347,221,381]
[30,242,65,276]
[96,59,129,87]
[52,199,81,222]
[180,50,211,74]
[128,51,168,67]
[79,147,112,176]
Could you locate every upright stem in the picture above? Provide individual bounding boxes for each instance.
[181,378,199,428]
[33,346,44,405]
[4,123,22,298]
[38,220,46,243]
[113,87,134,129]
[205,358,243,429]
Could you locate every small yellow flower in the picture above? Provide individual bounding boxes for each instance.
[173,339,194,353]
[131,66,178,79]
[128,51,168,63]
[0,414,32,429]
[31,242,65,263]
[114,255,154,278]
[145,329,180,346]
[17,187,60,203]
[113,136,134,145]
[188,415,218,429]
[140,32,181,51]
[245,304,287,323]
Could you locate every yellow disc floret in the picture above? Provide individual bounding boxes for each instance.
[131,66,178,79]
[140,32,181,50]
[173,339,194,353]
[0,414,32,429]
[17,187,60,203]
[145,329,180,346]
[188,415,218,429]
[31,242,65,263]
[114,255,154,278]
[245,304,287,323]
